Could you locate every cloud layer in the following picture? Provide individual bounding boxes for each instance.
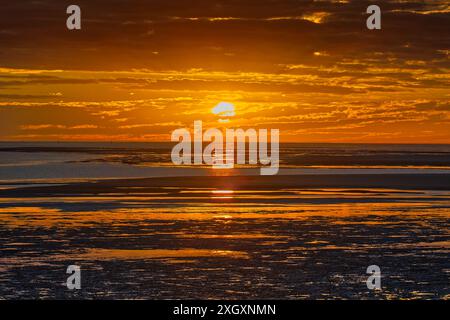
[0,0,449,142]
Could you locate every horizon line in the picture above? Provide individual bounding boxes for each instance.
[1,140,450,146]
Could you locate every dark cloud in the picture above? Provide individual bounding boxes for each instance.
[0,0,448,71]
[0,94,55,99]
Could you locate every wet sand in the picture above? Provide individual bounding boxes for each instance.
[0,174,449,299]
[2,173,450,195]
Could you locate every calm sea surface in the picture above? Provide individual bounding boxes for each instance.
[1,142,450,182]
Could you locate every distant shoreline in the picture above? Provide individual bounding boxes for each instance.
[1,141,450,146]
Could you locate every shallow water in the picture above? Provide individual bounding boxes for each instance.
[1,142,450,182]
[0,187,448,299]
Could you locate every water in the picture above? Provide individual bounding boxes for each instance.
[0,142,449,299]
[1,142,450,182]
[0,187,449,299]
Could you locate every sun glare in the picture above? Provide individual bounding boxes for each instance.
[212,102,235,117]
[211,190,235,199]
[211,190,234,194]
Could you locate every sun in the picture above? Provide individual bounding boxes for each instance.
[212,101,235,116]
[212,102,235,123]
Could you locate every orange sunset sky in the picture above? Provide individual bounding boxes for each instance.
[0,0,449,143]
